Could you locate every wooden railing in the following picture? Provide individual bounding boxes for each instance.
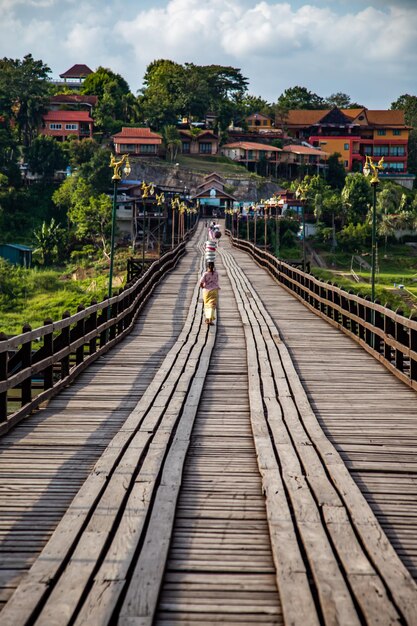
[227,231,417,392]
[0,235,193,433]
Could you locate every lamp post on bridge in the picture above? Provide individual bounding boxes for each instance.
[295,185,307,271]
[363,155,384,303]
[109,154,131,300]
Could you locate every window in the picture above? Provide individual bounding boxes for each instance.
[390,145,405,156]
[49,123,62,130]
[388,162,405,171]
[344,160,348,167]
[139,144,156,154]
[393,130,401,136]
[344,143,349,150]
[374,145,389,156]
[263,120,268,126]
[119,144,130,153]
[182,142,190,154]
[247,150,254,160]
[377,129,386,136]
[364,145,372,155]
[199,142,212,154]
[65,123,78,130]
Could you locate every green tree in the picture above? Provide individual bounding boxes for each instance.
[67,138,100,169]
[33,217,65,265]
[0,54,51,147]
[139,59,185,128]
[324,92,363,109]
[162,125,181,161]
[326,152,346,190]
[391,94,417,178]
[81,66,138,134]
[26,135,66,179]
[276,86,326,111]
[341,173,372,224]
[68,190,112,257]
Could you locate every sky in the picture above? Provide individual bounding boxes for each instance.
[1,0,417,109]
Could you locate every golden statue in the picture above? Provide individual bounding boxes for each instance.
[109,154,131,181]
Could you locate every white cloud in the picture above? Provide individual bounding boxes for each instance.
[0,0,416,106]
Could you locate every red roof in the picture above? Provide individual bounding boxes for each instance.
[43,110,93,122]
[223,141,281,151]
[50,94,98,106]
[113,137,161,145]
[283,144,328,156]
[113,127,162,140]
[60,64,93,78]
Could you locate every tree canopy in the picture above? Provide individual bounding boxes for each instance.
[139,60,249,130]
[0,54,51,148]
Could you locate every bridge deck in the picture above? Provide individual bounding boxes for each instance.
[0,225,416,624]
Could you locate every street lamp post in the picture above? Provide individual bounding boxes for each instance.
[109,154,131,300]
[296,185,307,271]
[363,155,384,303]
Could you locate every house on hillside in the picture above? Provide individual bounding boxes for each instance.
[40,110,93,141]
[246,113,274,132]
[280,144,328,177]
[112,127,163,156]
[284,107,414,188]
[179,130,219,156]
[221,141,282,174]
[192,172,236,216]
[48,94,98,113]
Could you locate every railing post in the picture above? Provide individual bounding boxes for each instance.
[60,311,71,379]
[21,323,32,407]
[348,291,358,336]
[88,300,98,355]
[384,306,394,364]
[357,294,366,341]
[410,315,417,383]
[373,300,383,354]
[75,304,85,366]
[364,297,373,347]
[394,310,405,372]
[43,318,54,390]
[0,333,8,422]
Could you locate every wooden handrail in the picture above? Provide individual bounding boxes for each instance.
[227,230,417,393]
[0,225,197,432]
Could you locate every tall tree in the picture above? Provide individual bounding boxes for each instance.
[0,54,51,147]
[391,94,417,178]
[326,152,346,190]
[276,86,326,111]
[324,92,363,109]
[341,173,372,224]
[82,66,138,134]
[26,135,66,179]
[162,125,181,161]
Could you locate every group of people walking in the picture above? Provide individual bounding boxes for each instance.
[200,221,221,326]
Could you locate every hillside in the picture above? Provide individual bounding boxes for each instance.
[129,156,284,202]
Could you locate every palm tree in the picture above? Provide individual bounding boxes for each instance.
[162,125,181,161]
[33,218,63,265]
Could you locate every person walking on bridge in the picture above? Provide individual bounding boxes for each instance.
[199,261,220,325]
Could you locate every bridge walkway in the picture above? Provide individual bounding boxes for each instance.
[0,225,416,624]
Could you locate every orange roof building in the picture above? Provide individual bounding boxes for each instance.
[112,127,162,156]
[40,110,93,141]
[283,107,412,185]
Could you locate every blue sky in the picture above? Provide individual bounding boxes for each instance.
[1,0,416,109]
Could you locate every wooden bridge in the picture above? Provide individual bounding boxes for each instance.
[1,222,417,625]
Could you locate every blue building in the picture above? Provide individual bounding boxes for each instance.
[0,244,32,267]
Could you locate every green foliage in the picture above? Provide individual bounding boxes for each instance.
[341,173,372,224]
[337,221,371,251]
[139,60,248,130]
[276,86,326,111]
[162,125,181,161]
[324,92,363,109]
[0,54,51,147]
[25,135,66,178]
[326,152,346,190]
[81,67,139,135]
[33,217,66,265]
[391,94,417,179]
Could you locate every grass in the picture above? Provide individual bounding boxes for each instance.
[0,258,124,337]
[309,242,417,315]
[176,155,253,176]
